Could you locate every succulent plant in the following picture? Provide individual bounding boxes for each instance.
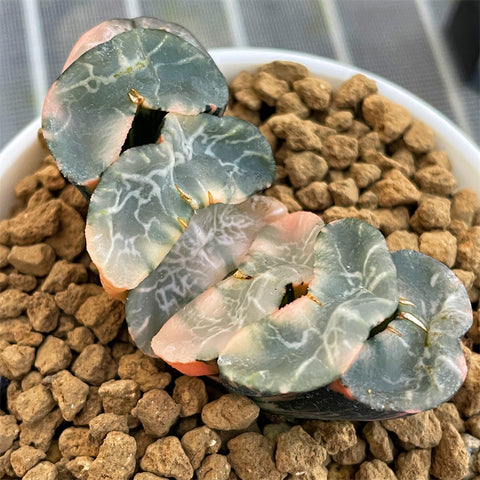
[151,210,323,375]
[221,220,471,420]
[239,248,472,420]
[86,112,276,298]
[38,17,472,421]
[62,17,209,73]
[329,249,471,419]
[217,218,399,392]
[41,18,276,299]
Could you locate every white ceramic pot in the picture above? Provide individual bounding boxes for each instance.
[1,48,479,220]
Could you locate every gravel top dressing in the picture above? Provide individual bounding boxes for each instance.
[0,59,479,480]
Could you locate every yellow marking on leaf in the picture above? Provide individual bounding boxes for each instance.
[233,270,253,280]
[177,217,189,230]
[399,297,416,307]
[386,325,402,337]
[175,184,199,210]
[208,191,215,205]
[306,292,322,306]
[127,88,145,106]
[398,311,428,333]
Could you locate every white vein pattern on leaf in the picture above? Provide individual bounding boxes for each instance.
[220,221,400,394]
[189,266,313,361]
[341,250,470,412]
[129,205,260,321]
[127,198,287,356]
[90,149,189,285]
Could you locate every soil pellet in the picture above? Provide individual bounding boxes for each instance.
[89,413,130,442]
[201,394,260,431]
[0,416,19,455]
[276,91,309,118]
[22,461,57,480]
[117,350,171,392]
[131,389,180,437]
[275,425,327,476]
[331,438,367,466]
[181,426,221,470]
[227,432,284,480]
[334,73,377,108]
[362,421,395,463]
[0,60,478,479]
[355,459,396,480]
[0,200,61,246]
[395,448,431,480]
[172,375,208,417]
[382,410,442,449]
[196,453,231,480]
[10,445,46,477]
[140,436,193,480]
[430,423,469,480]
[87,431,137,480]
[43,369,89,421]
[362,94,412,143]
[15,383,56,424]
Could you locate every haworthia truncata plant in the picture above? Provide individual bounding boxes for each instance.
[218,220,472,420]
[151,211,324,374]
[218,218,399,395]
[38,16,473,421]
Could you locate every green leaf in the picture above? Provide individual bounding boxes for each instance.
[62,17,209,70]
[86,113,276,296]
[151,211,323,369]
[126,195,287,356]
[219,218,399,395]
[42,27,228,188]
[341,249,472,414]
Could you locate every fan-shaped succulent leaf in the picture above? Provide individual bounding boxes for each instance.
[62,17,208,71]
[126,195,287,356]
[338,249,472,416]
[86,113,276,298]
[151,211,323,375]
[218,218,399,396]
[308,218,400,304]
[238,212,325,277]
[42,27,228,188]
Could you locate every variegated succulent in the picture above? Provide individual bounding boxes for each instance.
[218,219,472,420]
[86,112,276,297]
[41,17,472,421]
[151,210,323,374]
[126,195,287,357]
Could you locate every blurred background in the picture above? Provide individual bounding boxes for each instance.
[0,0,478,151]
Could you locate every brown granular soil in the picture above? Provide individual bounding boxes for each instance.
[0,61,479,479]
